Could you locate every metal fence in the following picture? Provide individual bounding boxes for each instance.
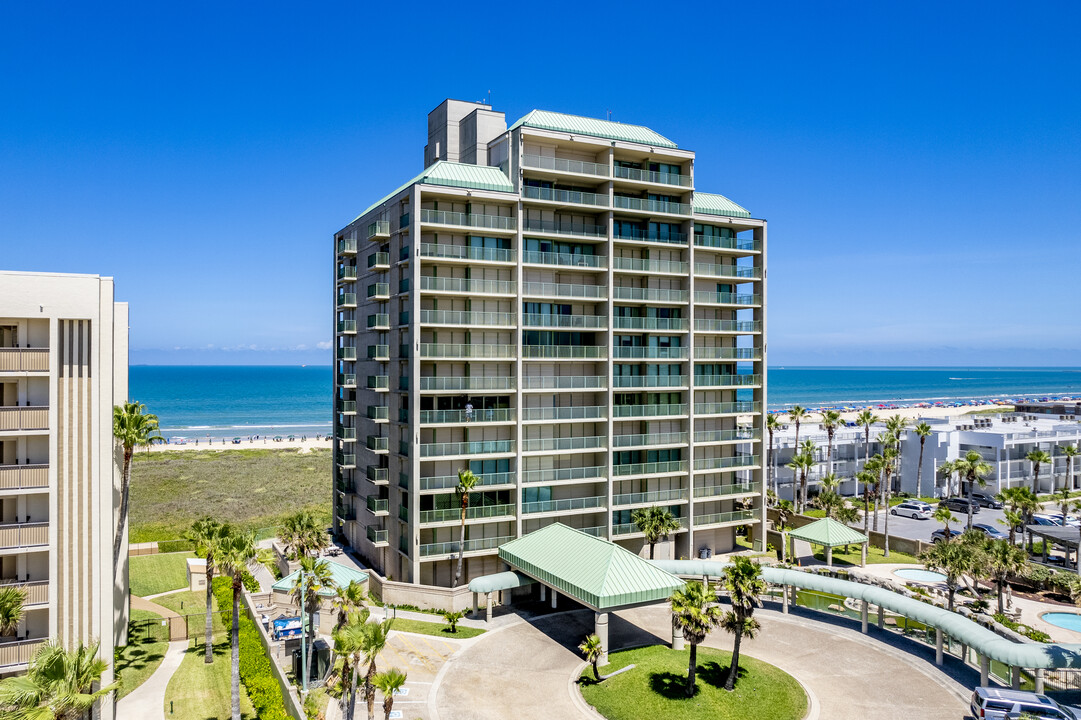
[129,611,232,644]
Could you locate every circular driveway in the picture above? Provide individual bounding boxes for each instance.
[432,605,973,720]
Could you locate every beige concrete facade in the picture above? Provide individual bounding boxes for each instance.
[0,271,128,720]
[333,100,767,588]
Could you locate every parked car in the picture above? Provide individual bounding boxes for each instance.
[970,687,1081,719]
[890,501,932,520]
[970,523,1009,540]
[939,497,980,513]
[969,490,1003,509]
[930,528,959,543]
[1016,513,1065,533]
[1045,513,1081,528]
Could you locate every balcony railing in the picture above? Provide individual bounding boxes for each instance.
[694,234,760,252]
[0,349,49,373]
[694,429,759,443]
[0,407,49,432]
[614,229,687,245]
[420,208,516,231]
[612,196,691,215]
[367,252,390,269]
[694,319,762,333]
[521,435,606,453]
[522,375,606,390]
[337,400,356,414]
[612,287,688,303]
[694,262,761,280]
[366,466,388,484]
[613,460,688,476]
[366,436,389,452]
[419,376,515,391]
[612,257,688,274]
[335,479,353,493]
[613,431,687,448]
[365,377,389,392]
[0,580,48,606]
[694,481,762,499]
[337,427,357,441]
[420,243,516,264]
[521,465,606,483]
[613,488,688,506]
[693,291,761,306]
[613,317,686,331]
[419,440,515,458]
[522,218,606,238]
[0,639,46,669]
[693,455,760,471]
[0,464,48,490]
[337,238,358,254]
[366,496,389,514]
[419,310,516,327]
[337,347,357,361]
[419,535,513,557]
[336,505,356,521]
[695,510,756,527]
[613,403,688,418]
[337,320,357,333]
[522,314,606,329]
[367,406,389,421]
[694,402,760,416]
[613,165,691,187]
[0,522,49,550]
[367,314,390,330]
[522,282,606,299]
[367,345,390,361]
[613,517,686,535]
[419,408,514,424]
[613,346,688,360]
[336,453,356,467]
[694,374,761,388]
[520,405,606,421]
[419,503,515,524]
[337,293,357,308]
[420,343,516,359]
[420,276,516,295]
[367,220,390,239]
[612,375,687,389]
[522,185,608,207]
[522,153,609,177]
[521,345,606,359]
[522,496,606,514]
[419,471,516,491]
[338,266,358,282]
[367,283,390,300]
[522,250,607,268]
[337,373,356,387]
[366,526,388,545]
[693,347,760,360]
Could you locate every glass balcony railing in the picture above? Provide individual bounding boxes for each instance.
[337,347,357,360]
[693,429,759,443]
[419,471,516,491]
[400,245,410,261]
[693,262,761,280]
[612,257,688,274]
[522,314,606,329]
[520,405,606,421]
[366,436,389,452]
[613,403,688,418]
[693,291,761,306]
[336,453,356,467]
[419,243,516,263]
[366,466,388,484]
[419,535,513,557]
[399,505,409,521]
[367,220,390,239]
[613,346,688,360]
[398,376,409,390]
[419,408,514,424]
[695,510,756,527]
[580,525,607,537]
[419,376,515,391]
[522,250,607,268]
[367,314,390,329]
[420,343,516,359]
[614,229,687,245]
[522,282,607,299]
[367,406,389,421]
[694,401,760,415]
[367,252,390,269]
[398,311,409,325]
[418,440,515,458]
[612,375,686,388]
[521,465,606,483]
[366,496,389,514]
[366,375,389,390]
[337,238,358,254]
[337,293,357,307]
[420,208,516,231]
[693,234,760,252]
[366,526,388,544]
[694,374,762,388]
[338,320,357,333]
[694,319,762,333]
[335,479,353,493]
[612,287,689,303]
[693,347,760,360]
[612,196,691,215]
[336,400,357,413]
[613,488,688,506]
[522,153,609,177]
[522,375,606,390]
[338,266,358,281]
[337,373,356,387]
[612,317,686,331]
[367,283,390,299]
[367,346,390,361]
[521,435,606,452]
[420,276,517,295]
[419,503,515,524]
[613,517,686,535]
[612,431,687,448]
[613,459,688,476]
[693,455,760,471]
[522,496,606,514]
[694,481,762,499]
[521,345,606,359]
[522,185,608,207]
[419,310,516,326]
[336,427,357,441]
[522,218,606,238]
[336,505,356,521]
[613,165,691,187]
[399,212,410,229]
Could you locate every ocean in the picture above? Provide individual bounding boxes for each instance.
[129,365,1081,440]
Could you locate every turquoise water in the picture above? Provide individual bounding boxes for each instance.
[1041,613,1081,632]
[894,568,947,583]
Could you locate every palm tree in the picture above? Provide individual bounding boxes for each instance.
[452,469,479,588]
[373,668,407,720]
[670,580,722,697]
[281,511,329,559]
[630,506,682,559]
[914,422,933,496]
[112,401,164,568]
[997,486,1036,545]
[0,640,120,719]
[920,535,981,611]
[864,455,885,532]
[361,618,394,720]
[1027,449,1052,494]
[886,415,908,491]
[856,468,877,535]
[333,580,368,633]
[1056,488,1076,523]
[855,409,880,467]
[720,556,766,691]
[217,530,256,720]
[880,441,899,557]
[938,460,957,498]
[332,611,370,720]
[1062,445,1079,491]
[956,450,992,531]
[985,539,1027,614]
[184,517,230,664]
[441,610,465,633]
[0,585,26,638]
[933,505,957,540]
[788,405,808,455]
[766,413,781,493]
[578,633,609,681]
[776,499,794,562]
[785,452,811,514]
[293,556,336,688]
[819,409,843,476]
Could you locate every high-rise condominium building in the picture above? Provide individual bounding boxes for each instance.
[333,100,766,587]
[0,271,128,718]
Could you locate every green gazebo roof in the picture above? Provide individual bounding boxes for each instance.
[272,562,369,597]
[787,517,868,547]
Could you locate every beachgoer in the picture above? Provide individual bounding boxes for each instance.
[465,402,474,421]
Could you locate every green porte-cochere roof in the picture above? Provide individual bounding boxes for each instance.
[360,160,515,217]
[498,523,684,610]
[692,191,752,219]
[510,110,678,149]
[787,518,869,547]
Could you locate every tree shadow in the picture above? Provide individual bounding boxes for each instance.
[698,660,746,689]
[649,671,696,699]
[116,644,167,672]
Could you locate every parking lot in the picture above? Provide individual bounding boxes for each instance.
[870,504,1011,543]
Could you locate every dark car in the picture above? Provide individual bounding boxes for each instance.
[930,528,960,543]
[939,497,980,513]
[969,491,1003,509]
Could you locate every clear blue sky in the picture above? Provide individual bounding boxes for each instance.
[2,1,1078,366]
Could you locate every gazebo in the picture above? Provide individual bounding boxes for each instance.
[787,517,869,567]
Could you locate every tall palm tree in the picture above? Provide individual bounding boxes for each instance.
[885,415,908,492]
[670,580,722,697]
[880,441,899,557]
[0,640,120,719]
[719,556,766,691]
[938,460,957,498]
[785,452,813,514]
[933,505,957,540]
[996,486,1036,545]
[332,611,370,720]
[184,517,230,664]
[1062,445,1079,491]
[788,405,808,455]
[766,414,781,493]
[578,633,609,681]
[281,511,329,559]
[217,530,256,720]
[293,556,336,688]
[914,422,933,496]
[776,499,794,562]
[819,409,843,476]
[920,535,981,611]
[855,409,880,466]
[956,450,992,531]
[112,401,164,569]
[631,506,682,559]
[361,618,394,720]
[333,579,367,632]
[856,468,877,535]
[1027,449,1052,494]
[864,455,885,532]
[0,585,26,637]
[373,668,408,720]
[985,538,1027,614]
[452,469,479,587]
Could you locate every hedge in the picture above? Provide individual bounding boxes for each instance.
[212,577,291,720]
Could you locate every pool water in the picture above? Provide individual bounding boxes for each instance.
[1042,613,1081,633]
[894,568,947,583]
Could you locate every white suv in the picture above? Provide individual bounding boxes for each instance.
[890,501,931,520]
[970,687,1081,719]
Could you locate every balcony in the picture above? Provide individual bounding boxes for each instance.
[337,238,357,255]
[694,374,762,388]
[693,291,761,307]
[614,229,687,246]
[522,218,606,239]
[335,479,354,493]
[0,408,49,432]
[399,505,409,521]
[613,346,688,360]
[522,282,606,300]
[0,522,49,550]
[694,234,760,252]
[336,453,356,468]
[613,460,688,477]
[693,347,760,360]
[366,466,389,484]
[336,427,357,441]
[364,376,389,393]
[367,220,391,240]
[694,319,762,333]
[522,314,606,329]
[522,153,609,177]
[420,276,517,295]
[521,345,606,360]
[419,503,515,525]
[399,212,410,229]
[522,185,608,208]
[336,505,356,522]
[366,436,389,453]
[419,208,516,232]
[695,401,761,416]
[613,403,688,419]
[367,283,390,300]
[521,250,607,270]
[522,496,606,515]
[612,287,689,303]
[419,471,515,491]
[337,347,357,361]
[613,431,687,448]
[0,579,47,606]
[693,455,760,471]
[337,400,357,415]
[337,320,357,334]
[694,481,762,499]
[337,293,357,309]
[367,314,390,330]
[419,535,513,558]
[613,517,686,536]
[0,639,46,670]
[419,310,516,327]
[613,317,686,331]
[337,374,357,388]
[367,406,389,422]
[613,488,688,506]
[367,252,390,270]
[522,375,606,390]
[419,408,514,424]
[521,435,606,453]
[367,345,390,361]
[612,375,686,389]
[694,262,761,280]
[695,510,756,528]
[694,429,759,444]
[521,465,606,484]
[420,343,516,360]
[366,496,389,515]
[366,526,389,546]
[612,196,691,215]
[0,349,49,373]
[419,376,515,392]
[0,464,48,491]
[613,165,691,187]
[520,405,606,422]
[418,440,515,458]
[338,266,358,282]
[419,243,516,264]
[613,257,688,275]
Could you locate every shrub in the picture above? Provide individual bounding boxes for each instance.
[993,612,1052,643]
[241,569,260,593]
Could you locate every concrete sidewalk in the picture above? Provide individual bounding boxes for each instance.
[115,639,187,720]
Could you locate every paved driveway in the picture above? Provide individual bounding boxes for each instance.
[874,506,1010,542]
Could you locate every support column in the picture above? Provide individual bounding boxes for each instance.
[472,592,478,618]
[961,644,968,666]
[485,592,493,623]
[550,590,557,609]
[671,615,685,651]
[935,629,943,665]
[782,584,789,614]
[1011,665,1021,690]
[861,543,867,568]
[539,585,546,602]
[826,545,833,567]
[877,604,884,629]
[595,612,609,666]
[1036,669,1045,694]
[980,654,990,688]
[860,599,868,633]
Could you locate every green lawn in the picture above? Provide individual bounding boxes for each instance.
[966,406,1015,415]
[578,645,806,720]
[389,617,486,639]
[165,640,256,720]
[129,551,194,597]
[130,448,331,542]
[154,590,228,636]
[811,544,921,566]
[115,609,169,699]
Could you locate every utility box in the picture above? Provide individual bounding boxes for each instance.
[291,638,331,683]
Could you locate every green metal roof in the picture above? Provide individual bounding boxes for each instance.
[509,110,678,149]
[272,562,369,597]
[360,161,514,218]
[693,192,751,219]
[497,523,684,610]
[787,518,868,547]
[467,571,535,594]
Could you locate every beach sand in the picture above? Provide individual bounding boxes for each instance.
[149,436,331,453]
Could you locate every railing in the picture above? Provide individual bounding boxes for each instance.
[337,238,357,254]
[419,376,515,391]
[0,465,48,490]
[367,314,390,329]
[613,346,688,359]
[695,401,761,415]
[420,208,516,231]
[366,375,389,390]
[522,185,608,207]
[693,291,761,306]
[613,460,688,476]
[1,580,48,606]
[522,375,606,390]
[336,400,356,413]
[399,212,410,229]
[613,431,687,448]
[522,496,606,514]
[613,165,691,187]
[338,266,358,281]
[419,408,514,424]
[366,466,388,484]
[580,525,607,537]
[0,349,49,373]
[420,503,515,524]
[399,505,409,521]
[612,257,688,274]
[521,435,606,452]
[522,250,607,268]
[613,517,686,535]
[694,429,759,443]
[366,526,388,545]
[366,406,388,421]
[613,403,688,418]
[521,465,606,483]
[522,282,607,299]
[419,535,514,557]
[613,488,688,505]
[337,427,357,441]
[613,375,686,388]
[522,345,607,359]
[336,453,356,467]
[522,313,607,329]
[337,347,357,361]
[614,229,687,245]
[694,319,762,333]
[694,262,761,280]
[366,436,389,452]
[693,347,760,360]
[337,293,357,307]
[418,440,515,458]
[367,220,390,238]
[521,406,607,421]
[420,276,516,294]
[367,252,390,268]
[419,472,516,491]
[366,496,389,514]
[420,310,516,326]
[522,153,609,177]
[694,481,762,498]
[0,522,49,550]
[419,243,516,263]
[694,374,762,388]
[694,234,760,251]
[367,345,389,361]
[612,196,691,215]
[367,283,390,299]
[337,505,357,521]
[693,455,760,471]
[337,320,356,333]
[336,479,353,493]
[613,317,686,331]
[337,374,356,387]
[695,510,756,526]
[612,287,688,303]
[0,408,50,432]
[522,218,606,238]
[420,343,516,359]
[0,639,46,669]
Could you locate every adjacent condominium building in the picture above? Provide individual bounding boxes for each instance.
[0,271,128,719]
[333,100,767,587]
